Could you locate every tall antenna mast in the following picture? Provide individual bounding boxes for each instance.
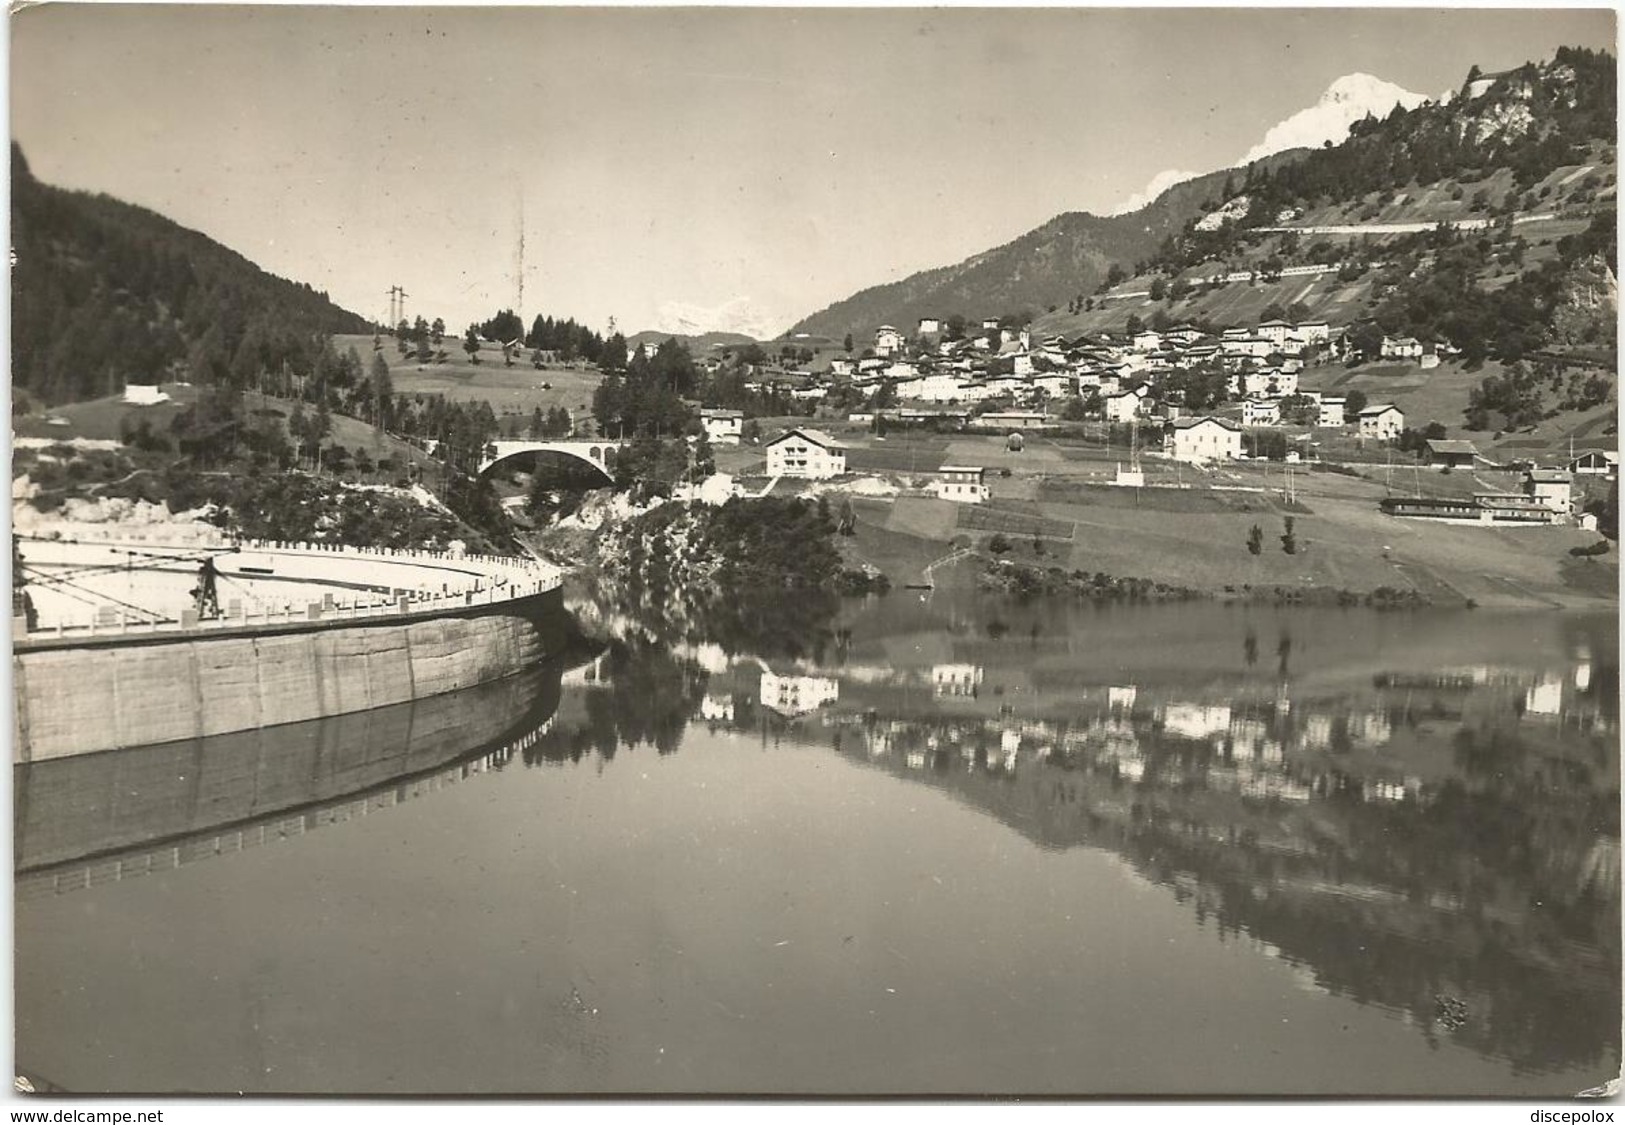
[515,189,525,330]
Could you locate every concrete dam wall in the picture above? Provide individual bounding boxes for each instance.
[13,605,551,763]
[12,541,567,763]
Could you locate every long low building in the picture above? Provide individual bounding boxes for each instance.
[1380,494,1558,524]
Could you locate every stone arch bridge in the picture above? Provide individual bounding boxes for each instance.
[478,440,625,479]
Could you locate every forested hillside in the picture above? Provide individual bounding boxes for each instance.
[11,143,371,405]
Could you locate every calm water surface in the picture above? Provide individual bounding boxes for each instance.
[14,594,1619,1095]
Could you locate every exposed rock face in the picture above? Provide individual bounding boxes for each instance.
[1460,100,1535,146]
[1552,255,1620,346]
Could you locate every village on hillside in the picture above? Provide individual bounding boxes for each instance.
[680,309,1612,537]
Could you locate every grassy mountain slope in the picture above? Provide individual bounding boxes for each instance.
[11,143,372,405]
[787,155,1307,342]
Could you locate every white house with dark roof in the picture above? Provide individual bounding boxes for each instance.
[1241,398,1281,427]
[1358,404,1405,442]
[1525,468,1574,513]
[1318,396,1348,427]
[1168,416,1243,462]
[1103,388,1146,423]
[932,465,990,504]
[700,408,744,445]
[1380,336,1424,360]
[1256,320,1296,349]
[1296,321,1331,345]
[874,325,904,358]
[765,428,847,479]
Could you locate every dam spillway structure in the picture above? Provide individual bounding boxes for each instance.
[12,535,567,762]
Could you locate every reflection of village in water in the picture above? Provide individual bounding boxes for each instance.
[18,594,1618,1088]
[537,600,1618,1080]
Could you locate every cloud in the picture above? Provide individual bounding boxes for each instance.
[1240,72,1429,164]
[655,296,784,340]
[1107,168,1203,217]
[1102,73,1430,217]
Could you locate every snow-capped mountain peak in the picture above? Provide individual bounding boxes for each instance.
[1109,72,1430,217]
[1240,72,1429,163]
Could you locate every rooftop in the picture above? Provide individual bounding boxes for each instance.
[768,427,847,450]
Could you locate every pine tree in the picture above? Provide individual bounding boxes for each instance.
[370,352,393,432]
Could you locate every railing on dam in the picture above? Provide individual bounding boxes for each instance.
[16,538,564,643]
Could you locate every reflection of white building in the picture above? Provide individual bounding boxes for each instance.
[1108,685,1138,711]
[1300,714,1333,752]
[759,670,839,717]
[932,664,984,697]
[1229,717,1269,761]
[699,694,735,722]
[1525,675,1564,717]
[1161,702,1231,740]
[1347,711,1392,746]
[1000,728,1022,755]
[1364,778,1419,803]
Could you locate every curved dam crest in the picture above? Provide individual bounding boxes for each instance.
[13,540,567,762]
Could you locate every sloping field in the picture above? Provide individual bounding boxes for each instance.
[334,334,602,418]
[886,497,959,539]
[957,505,1074,540]
[1039,479,1290,516]
[843,442,949,474]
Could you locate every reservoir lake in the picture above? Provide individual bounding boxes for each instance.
[14,594,1619,1096]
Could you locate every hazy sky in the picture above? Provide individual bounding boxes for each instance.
[10,6,1617,338]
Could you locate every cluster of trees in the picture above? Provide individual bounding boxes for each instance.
[615,497,844,592]
[1394,422,1450,454]
[1367,208,1617,383]
[525,313,609,362]
[526,405,574,439]
[388,394,499,473]
[10,144,371,405]
[591,337,700,438]
[1245,517,1298,555]
[392,316,447,361]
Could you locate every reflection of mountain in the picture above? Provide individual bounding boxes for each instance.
[15,658,567,892]
[547,592,1620,1076]
[834,707,1619,1078]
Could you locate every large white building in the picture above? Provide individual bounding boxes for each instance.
[1168,416,1243,462]
[765,428,847,479]
[932,466,989,504]
[1318,396,1348,427]
[875,325,904,357]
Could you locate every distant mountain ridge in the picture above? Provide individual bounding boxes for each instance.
[786,153,1304,342]
[11,143,371,405]
[788,50,1615,343]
